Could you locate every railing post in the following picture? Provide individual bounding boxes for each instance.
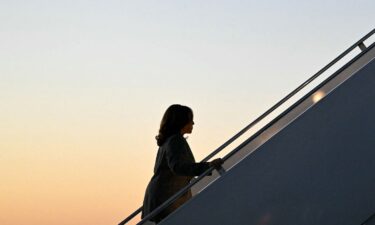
[359,42,367,51]
[216,166,226,175]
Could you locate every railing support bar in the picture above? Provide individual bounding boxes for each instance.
[118,207,142,225]
[359,42,367,51]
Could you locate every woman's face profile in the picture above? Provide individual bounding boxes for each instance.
[181,120,194,134]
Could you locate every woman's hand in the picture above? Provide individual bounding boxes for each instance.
[209,158,224,169]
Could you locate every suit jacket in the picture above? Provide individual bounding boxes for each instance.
[141,134,210,223]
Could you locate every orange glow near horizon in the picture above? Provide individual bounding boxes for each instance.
[0,103,227,225]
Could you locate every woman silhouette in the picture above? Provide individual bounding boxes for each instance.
[141,104,223,223]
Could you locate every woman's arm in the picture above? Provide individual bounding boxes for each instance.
[166,135,210,176]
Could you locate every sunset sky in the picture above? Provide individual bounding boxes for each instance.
[1,1,374,225]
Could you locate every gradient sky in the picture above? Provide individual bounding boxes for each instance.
[1,1,374,225]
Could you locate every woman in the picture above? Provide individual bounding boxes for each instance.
[141,104,223,223]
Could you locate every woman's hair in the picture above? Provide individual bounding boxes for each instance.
[156,104,193,146]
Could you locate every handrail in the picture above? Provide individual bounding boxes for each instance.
[118,207,142,225]
[137,167,215,224]
[118,28,375,225]
[224,36,375,162]
[202,28,375,162]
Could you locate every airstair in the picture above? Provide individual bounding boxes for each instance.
[119,29,375,225]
